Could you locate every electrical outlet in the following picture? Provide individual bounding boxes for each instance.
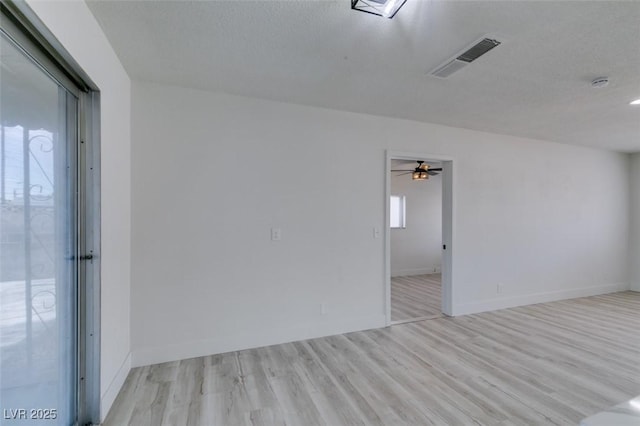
[373,227,381,239]
[320,303,327,315]
[497,283,503,294]
[271,228,282,241]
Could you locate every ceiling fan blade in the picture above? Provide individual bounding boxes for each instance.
[429,168,443,171]
[426,170,440,176]
[391,169,413,172]
[394,171,413,176]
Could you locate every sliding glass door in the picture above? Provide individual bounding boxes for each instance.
[0,29,78,425]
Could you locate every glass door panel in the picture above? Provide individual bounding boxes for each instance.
[0,31,77,425]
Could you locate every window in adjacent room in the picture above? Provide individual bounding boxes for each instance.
[390,195,406,229]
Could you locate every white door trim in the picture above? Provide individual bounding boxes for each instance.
[385,150,456,325]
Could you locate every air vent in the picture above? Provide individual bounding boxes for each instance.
[457,38,501,63]
[430,36,503,78]
[431,59,468,78]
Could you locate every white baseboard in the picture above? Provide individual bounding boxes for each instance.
[452,282,629,316]
[391,266,440,277]
[100,351,132,423]
[132,314,386,368]
[130,283,630,368]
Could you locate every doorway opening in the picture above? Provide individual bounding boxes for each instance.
[385,151,454,325]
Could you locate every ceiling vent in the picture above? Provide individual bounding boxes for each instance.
[430,37,502,78]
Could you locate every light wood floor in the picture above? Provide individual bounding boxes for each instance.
[104,291,640,426]
[391,274,441,322]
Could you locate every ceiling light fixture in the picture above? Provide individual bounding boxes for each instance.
[412,170,429,180]
[630,99,640,105]
[591,77,609,88]
[351,0,408,18]
[391,161,442,180]
[412,162,429,180]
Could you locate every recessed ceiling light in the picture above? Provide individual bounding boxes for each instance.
[630,99,640,105]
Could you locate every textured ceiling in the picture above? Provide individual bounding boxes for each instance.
[86,0,640,153]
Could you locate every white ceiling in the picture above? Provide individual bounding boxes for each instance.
[86,0,640,153]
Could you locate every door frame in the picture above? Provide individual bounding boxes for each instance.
[385,150,456,325]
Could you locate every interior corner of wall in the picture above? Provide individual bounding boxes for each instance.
[100,351,132,423]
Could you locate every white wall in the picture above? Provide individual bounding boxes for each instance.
[631,153,640,291]
[131,80,629,367]
[26,1,132,421]
[390,172,442,276]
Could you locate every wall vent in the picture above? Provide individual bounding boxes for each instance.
[430,37,502,78]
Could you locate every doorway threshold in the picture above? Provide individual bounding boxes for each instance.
[390,314,443,326]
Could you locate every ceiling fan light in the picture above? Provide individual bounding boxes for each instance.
[412,170,428,180]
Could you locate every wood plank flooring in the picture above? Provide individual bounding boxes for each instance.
[104,291,640,426]
[391,274,441,322]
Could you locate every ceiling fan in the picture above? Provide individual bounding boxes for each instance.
[391,161,442,180]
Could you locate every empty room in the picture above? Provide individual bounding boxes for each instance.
[1,0,639,425]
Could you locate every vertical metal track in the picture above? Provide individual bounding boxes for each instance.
[22,125,33,368]
[1,124,5,203]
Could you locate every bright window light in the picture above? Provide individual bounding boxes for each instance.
[390,195,406,229]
